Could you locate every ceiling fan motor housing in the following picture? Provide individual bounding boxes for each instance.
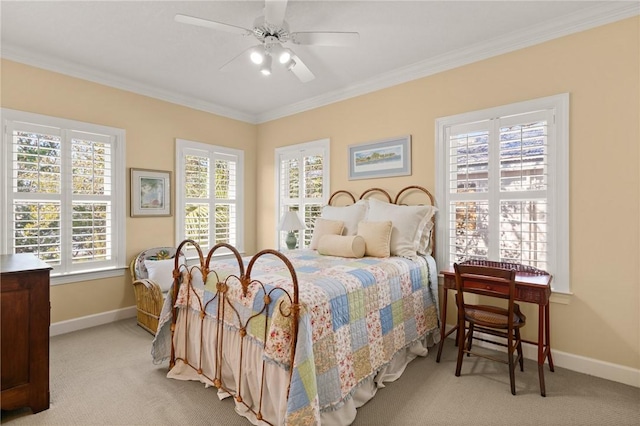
[252,16,290,43]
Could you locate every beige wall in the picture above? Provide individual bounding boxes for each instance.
[1,16,638,371]
[256,17,640,370]
[0,60,258,323]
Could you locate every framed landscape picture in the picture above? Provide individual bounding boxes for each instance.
[130,168,171,217]
[348,135,411,180]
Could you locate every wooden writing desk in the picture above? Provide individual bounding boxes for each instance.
[436,264,554,396]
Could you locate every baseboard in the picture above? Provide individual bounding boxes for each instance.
[51,311,639,388]
[441,324,640,388]
[50,306,137,337]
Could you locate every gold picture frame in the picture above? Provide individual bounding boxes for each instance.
[130,168,172,217]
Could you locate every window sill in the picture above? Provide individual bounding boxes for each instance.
[550,292,572,305]
[51,267,127,286]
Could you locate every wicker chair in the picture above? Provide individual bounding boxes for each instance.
[130,247,180,335]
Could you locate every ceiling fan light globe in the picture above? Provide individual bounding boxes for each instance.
[279,50,292,64]
[260,54,272,75]
[250,50,264,65]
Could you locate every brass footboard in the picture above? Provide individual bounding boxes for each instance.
[168,239,300,425]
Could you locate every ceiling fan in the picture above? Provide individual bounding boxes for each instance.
[175,0,359,83]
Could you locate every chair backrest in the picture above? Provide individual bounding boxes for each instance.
[130,247,180,281]
[454,263,516,299]
[453,263,518,326]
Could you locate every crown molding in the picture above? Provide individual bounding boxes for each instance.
[256,1,640,123]
[0,45,257,124]
[1,2,637,125]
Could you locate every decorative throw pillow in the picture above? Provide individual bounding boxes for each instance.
[144,258,176,292]
[317,235,366,258]
[357,220,393,257]
[309,218,345,250]
[366,198,436,258]
[320,200,368,236]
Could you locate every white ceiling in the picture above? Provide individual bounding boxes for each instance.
[1,1,638,123]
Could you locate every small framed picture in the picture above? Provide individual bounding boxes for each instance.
[348,135,412,180]
[130,168,171,217]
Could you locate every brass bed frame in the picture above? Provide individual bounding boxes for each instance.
[169,241,300,423]
[166,185,436,425]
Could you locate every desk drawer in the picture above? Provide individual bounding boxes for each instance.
[464,280,510,296]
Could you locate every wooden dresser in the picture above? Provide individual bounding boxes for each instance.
[1,254,52,413]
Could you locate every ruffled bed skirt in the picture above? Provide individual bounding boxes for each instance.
[167,308,439,425]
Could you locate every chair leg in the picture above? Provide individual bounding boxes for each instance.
[466,323,474,356]
[509,359,517,395]
[516,328,524,372]
[508,332,516,395]
[455,320,466,377]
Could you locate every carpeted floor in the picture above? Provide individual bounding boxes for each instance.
[2,319,638,425]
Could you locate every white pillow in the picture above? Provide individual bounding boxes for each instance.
[357,221,392,258]
[317,235,366,258]
[144,258,176,292]
[366,198,437,258]
[419,218,436,255]
[320,200,368,236]
[309,218,345,250]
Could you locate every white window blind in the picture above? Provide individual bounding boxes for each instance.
[436,94,569,293]
[2,109,126,280]
[275,139,330,249]
[176,139,243,255]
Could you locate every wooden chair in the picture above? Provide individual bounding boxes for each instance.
[453,262,526,395]
[130,247,180,335]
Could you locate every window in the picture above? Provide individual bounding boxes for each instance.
[275,139,330,249]
[1,109,126,284]
[175,139,244,256]
[436,94,569,293]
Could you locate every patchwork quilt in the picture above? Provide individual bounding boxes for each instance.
[154,249,439,425]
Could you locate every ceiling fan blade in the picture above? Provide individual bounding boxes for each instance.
[264,0,288,27]
[289,54,315,83]
[291,31,359,47]
[175,14,251,36]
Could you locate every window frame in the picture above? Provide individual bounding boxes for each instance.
[275,139,330,249]
[175,138,244,255]
[435,94,570,293]
[1,108,127,285]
